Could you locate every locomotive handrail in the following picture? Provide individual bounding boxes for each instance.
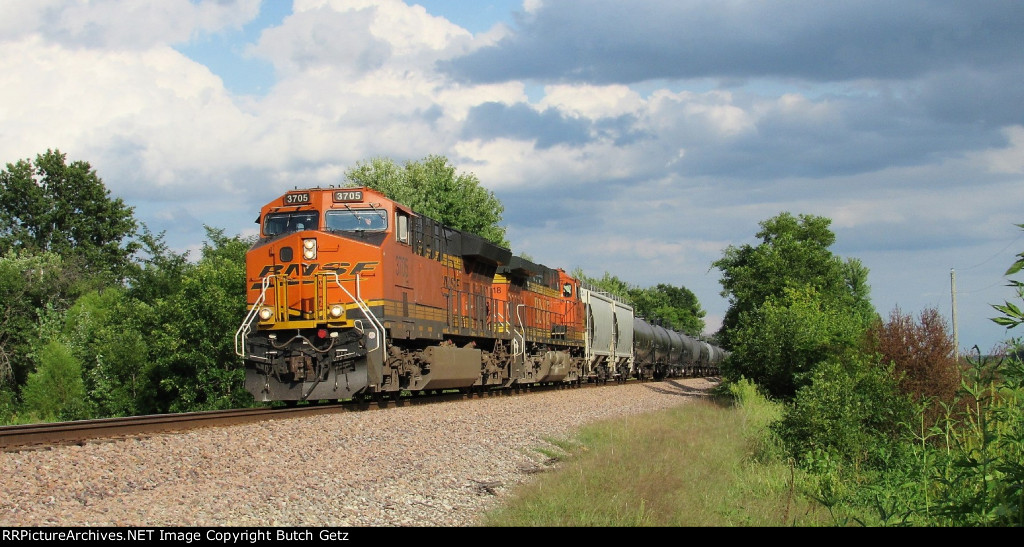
[513,304,526,358]
[328,272,388,364]
[235,275,273,357]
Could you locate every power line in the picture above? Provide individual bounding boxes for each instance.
[956,231,1024,272]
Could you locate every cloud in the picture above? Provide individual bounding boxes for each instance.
[0,0,1021,354]
[0,0,261,49]
[440,0,1024,84]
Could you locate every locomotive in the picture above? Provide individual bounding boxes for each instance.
[234,186,727,402]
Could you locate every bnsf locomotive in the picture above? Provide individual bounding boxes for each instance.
[234,186,727,402]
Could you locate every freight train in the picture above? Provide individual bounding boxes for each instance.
[234,186,728,402]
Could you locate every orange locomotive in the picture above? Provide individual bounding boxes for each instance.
[234,187,587,402]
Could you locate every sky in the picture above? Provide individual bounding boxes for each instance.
[2,0,1023,354]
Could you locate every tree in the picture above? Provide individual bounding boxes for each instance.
[126,225,192,304]
[20,340,89,421]
[777,353,913,472]
[0,149,138,281]
[630,284,706,336]
[867,307,960,428]
[0,251,82,388]
[345,155,508,247]
[573,269,634,301]
[573,269,707,336]
[64,288,157,417]
[713,212,875,348]
[150,227,253,412]
[722,285,867,400]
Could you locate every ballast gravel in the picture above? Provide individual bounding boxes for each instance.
[0,378,717,527]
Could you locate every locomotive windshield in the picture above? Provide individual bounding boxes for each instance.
[263,212,320,237]
[325,209,388,232]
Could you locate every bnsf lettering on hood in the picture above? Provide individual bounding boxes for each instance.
[257,261,379,278]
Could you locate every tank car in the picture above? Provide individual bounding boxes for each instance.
[631,316,726,379]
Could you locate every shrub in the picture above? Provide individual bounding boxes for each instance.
[777,353,914,473]
[867,307,962,430]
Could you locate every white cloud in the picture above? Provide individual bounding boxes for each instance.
[972,125,1024,175]
[645,89,754,139]
[539,84,643,119]
[0,0,1020,355]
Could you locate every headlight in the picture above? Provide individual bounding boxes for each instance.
[258,307,274,321]
[329,304,344,318]
[302,238,317,259]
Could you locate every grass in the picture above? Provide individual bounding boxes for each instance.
[479,385,833,527]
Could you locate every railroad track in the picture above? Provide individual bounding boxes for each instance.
[0,381,593,452]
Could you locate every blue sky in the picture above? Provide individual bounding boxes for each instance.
[2,0,1023,354]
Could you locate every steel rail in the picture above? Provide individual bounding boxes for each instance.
[0,378,667,452]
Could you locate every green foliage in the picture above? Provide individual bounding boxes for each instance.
[723,285,869,400]
[992,223,1024,330]
[0,149,138,282]
[64,288,158,417]
[574,270,707,335]
[574,270,634,301]
[0,250,82,387]
[150,227,253,412]
[787,225,1024,526]
[907,349,1024,526]
[0,385,16,423]
[713,212,875,348]
[345,155,508,247]
[20,339,90,422]
[778,354,914,472]
[126,225,191,304]
[630,283,706,336]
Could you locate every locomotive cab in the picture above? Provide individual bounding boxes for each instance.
[236,187,397,402]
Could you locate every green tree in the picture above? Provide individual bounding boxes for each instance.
[0,149,138,281]
[573,270,634,302]
[0,251,82,387]
[723,285,868,400]
[630,284,706,336]
[778,353,913,473]
[126,225,192,304]
[713,212,875,349]
[20,339,89,421]
[64,288,157,417]
[345,155,508,247]
[573,269,707,336]
[150,227,253,412]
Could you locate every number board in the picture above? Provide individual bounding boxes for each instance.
[284,192,310,205]
[333,190,364,203]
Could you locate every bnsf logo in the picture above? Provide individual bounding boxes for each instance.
[256,261,379,278]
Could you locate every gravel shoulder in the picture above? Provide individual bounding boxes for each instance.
[0,378,718,527]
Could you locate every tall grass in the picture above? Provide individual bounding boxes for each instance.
[480,379,832,527]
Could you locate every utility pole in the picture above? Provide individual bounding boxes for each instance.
[951,268,958,357]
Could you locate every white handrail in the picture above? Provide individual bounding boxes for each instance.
[235,276,273,357]
[513,304,526,358]
[329,272,388,364]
